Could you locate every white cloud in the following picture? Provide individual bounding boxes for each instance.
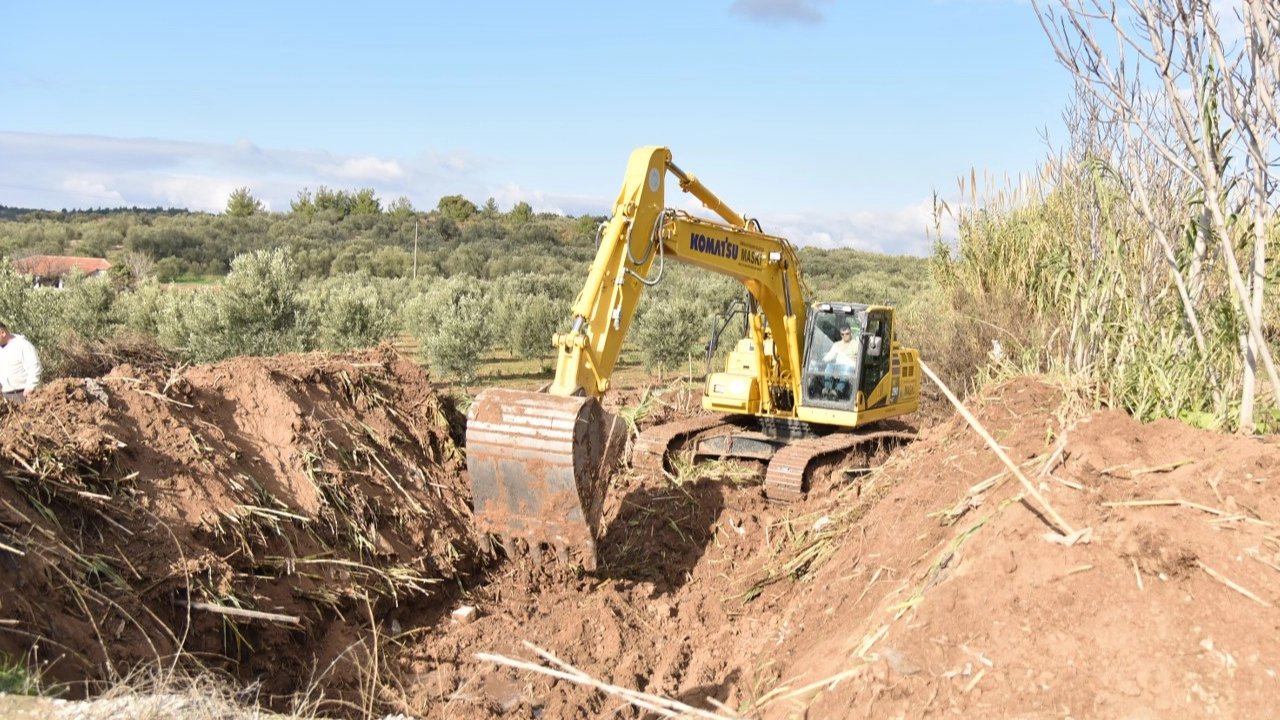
[663,192,948,256]
[760,198,952,256]
[59,176,125,205]
[148,175,240,213]
[0,131,486,213]
[332,156,405,182]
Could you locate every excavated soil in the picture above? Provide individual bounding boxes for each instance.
[0,347,481,705]
[1,355,1279,719]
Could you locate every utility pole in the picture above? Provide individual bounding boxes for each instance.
[413,219,419,281]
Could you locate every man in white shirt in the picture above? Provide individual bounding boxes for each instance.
[822,325,860,367]
[819,324,860,400]
[0,323,41,405]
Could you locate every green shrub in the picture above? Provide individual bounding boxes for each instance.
[403,276,493,384]
[152,248,306,362]
[301,276,398,351]
[633,297,705,377]
[214,248,305,357]
[506,294,563,363]
[48,272,116,342]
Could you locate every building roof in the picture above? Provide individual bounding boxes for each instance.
[13,255,112,278]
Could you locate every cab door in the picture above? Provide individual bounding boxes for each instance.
[859,309,893,408]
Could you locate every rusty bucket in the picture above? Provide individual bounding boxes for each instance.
[465,388,627,570]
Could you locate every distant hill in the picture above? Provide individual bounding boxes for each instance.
[0,205,192,221]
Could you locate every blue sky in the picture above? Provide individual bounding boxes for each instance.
[0,1,1071,255]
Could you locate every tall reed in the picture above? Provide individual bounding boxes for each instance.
[928,147,1276,430]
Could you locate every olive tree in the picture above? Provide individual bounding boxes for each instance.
[403,276,494,384]
[301,276,398,351]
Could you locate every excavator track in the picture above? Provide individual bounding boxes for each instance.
[632,415,736,475]
[764,429,916,503]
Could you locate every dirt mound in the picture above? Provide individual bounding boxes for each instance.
[732,377,1280,718]
[397,377,1280,719]
[4,366,1279,719]
[0,348,481,702]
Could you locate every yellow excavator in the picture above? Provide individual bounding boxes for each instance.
[466,146,919,569]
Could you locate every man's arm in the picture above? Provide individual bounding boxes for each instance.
[21,341,41,392]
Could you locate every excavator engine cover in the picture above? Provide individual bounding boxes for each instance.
[466,388,627,570]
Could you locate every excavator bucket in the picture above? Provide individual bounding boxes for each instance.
[465,388,628,571]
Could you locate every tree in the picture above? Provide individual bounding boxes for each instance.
[314,186,354,218]
[507,201,533,227]
[226,187,264,217]
[351,188,381,216]
[403,276,493,384]
[119,250,156,285]
[153,257,186,282]
[506,294,562,365]
[632,297,705,378]
[482,197,500,218]
[158,247,307,360]
[513,223,559,247]
[302,277,397,351]
[291,188,316,218]
[437,195,477,224]
[570,215,605,246]
[387,195,415,220]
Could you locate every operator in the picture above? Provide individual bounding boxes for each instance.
[822,324,860,367]
[0,322,41,405]
[819,324,859,398]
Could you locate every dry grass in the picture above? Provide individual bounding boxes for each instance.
[54,329,179,379]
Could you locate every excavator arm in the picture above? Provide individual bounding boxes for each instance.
[467,146,808,569]
[550,146,807,405]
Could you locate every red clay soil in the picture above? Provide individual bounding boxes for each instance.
[2,357,1279,719]
[403,377,1280,719]
[0,347,482,704]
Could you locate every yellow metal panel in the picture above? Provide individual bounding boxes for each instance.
[795,405,860,427]
[703,372,760,414]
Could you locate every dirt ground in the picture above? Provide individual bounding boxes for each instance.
[1,350,1278,718]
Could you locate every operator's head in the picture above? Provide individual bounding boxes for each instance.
[0,323,9,346]
[840,326,852,339]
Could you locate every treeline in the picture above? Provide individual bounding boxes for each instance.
[0,205,192,222]
[0,190,930,300]
[0,189,934,385]
[0,191,605,282]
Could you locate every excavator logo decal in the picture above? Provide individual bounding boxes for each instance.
[690,231,739,260]
[690,232,764,267]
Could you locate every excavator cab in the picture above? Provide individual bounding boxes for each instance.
[801,302,868,410]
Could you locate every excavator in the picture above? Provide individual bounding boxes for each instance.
[466,146,920,569]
